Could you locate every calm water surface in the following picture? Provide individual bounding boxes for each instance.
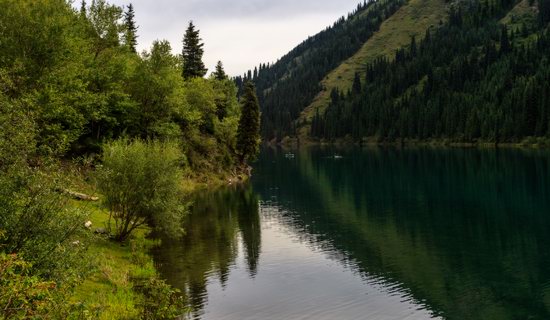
[153,147,550,320]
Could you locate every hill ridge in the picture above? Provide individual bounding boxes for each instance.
[298,0,448,138]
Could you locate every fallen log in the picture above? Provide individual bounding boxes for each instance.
[63,189,99,201]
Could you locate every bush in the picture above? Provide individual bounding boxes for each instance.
[134,277,188,320]
[97,139,186,242]
[0,237,90,320]
[0,252,56,319]
[0,169,91,283]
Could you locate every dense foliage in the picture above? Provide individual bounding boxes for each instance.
[0,0,243,168]
[311,0,550,143]
[1,252,58,319]
[97,140,186,241]
[0,0,258,317]
[237,0,406,140]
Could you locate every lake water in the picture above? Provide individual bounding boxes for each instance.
[153,147,550,320]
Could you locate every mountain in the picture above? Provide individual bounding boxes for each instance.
[244,0,550,144]
[238,0,408,140]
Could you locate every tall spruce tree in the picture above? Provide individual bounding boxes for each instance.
[124,4,138,53]
[540,0,550,26]
[213,61,227,80]
[237,82,261,164]
[80,0,87,17]
[352,72,362,94]
[182,21,207,79]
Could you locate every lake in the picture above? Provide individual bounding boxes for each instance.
[153,146,550,320]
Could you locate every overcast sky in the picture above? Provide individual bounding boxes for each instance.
[80,0,363,76]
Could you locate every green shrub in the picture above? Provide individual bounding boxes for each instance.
[0,96,36,170]
[0,169,91,283]
[97,139,186,242]
[0,252,56,319]
[0,243,90,320]
[133,277,188,320]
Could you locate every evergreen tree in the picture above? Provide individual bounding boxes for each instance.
[352,72,362,94]
[237,82,261,164]
[213,61,227,80]
[124,3,138,53]
[540,0,550,26]
[80,0,87,17]
[182,21,207,79]
[410,35,417,57]
[500,25,511,54]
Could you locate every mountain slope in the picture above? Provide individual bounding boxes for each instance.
[310,0,550,143]
[248,0,550,143]
[243,0,407,140]
[299,0,448,136]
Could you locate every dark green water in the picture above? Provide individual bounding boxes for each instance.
[153,147,550,320]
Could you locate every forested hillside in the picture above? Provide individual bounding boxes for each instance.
[311,0,550,143]
[300,0,447,135]
[245,0,550,144]
[237,0,407,140]
[0,0,245,172]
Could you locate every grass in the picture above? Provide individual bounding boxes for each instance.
[297,0,448,138]
[70,199,151,319]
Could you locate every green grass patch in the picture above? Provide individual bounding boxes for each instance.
[70,200,145,319]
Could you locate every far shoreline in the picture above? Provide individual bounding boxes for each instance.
[268,136,550,150]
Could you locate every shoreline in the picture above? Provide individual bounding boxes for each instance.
[272,136,550,150]
[70,168,248,319]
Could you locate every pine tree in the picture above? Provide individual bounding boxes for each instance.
[352,72,362,94]
[540,0,550,26]
[500,25,511,54]
[213,61,227,80]
[124,4,138,53]
[182,21,207,79]
[237,82,261,164]
[80,0,87,17]
[410,35,417,57]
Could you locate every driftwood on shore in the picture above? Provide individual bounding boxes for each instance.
[63,189,99,201]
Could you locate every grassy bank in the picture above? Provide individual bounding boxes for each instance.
[66,167,246,319]
[69,198,153,319]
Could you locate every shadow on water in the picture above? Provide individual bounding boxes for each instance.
[154,146,550,320]
[152,185,260,319]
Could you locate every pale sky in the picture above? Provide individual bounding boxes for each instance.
[78,0,363,76]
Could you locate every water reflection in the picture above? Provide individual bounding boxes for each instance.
[155,147,550,320]
[153,185,260,318]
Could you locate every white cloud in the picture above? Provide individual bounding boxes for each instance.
[79,0,362,75]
